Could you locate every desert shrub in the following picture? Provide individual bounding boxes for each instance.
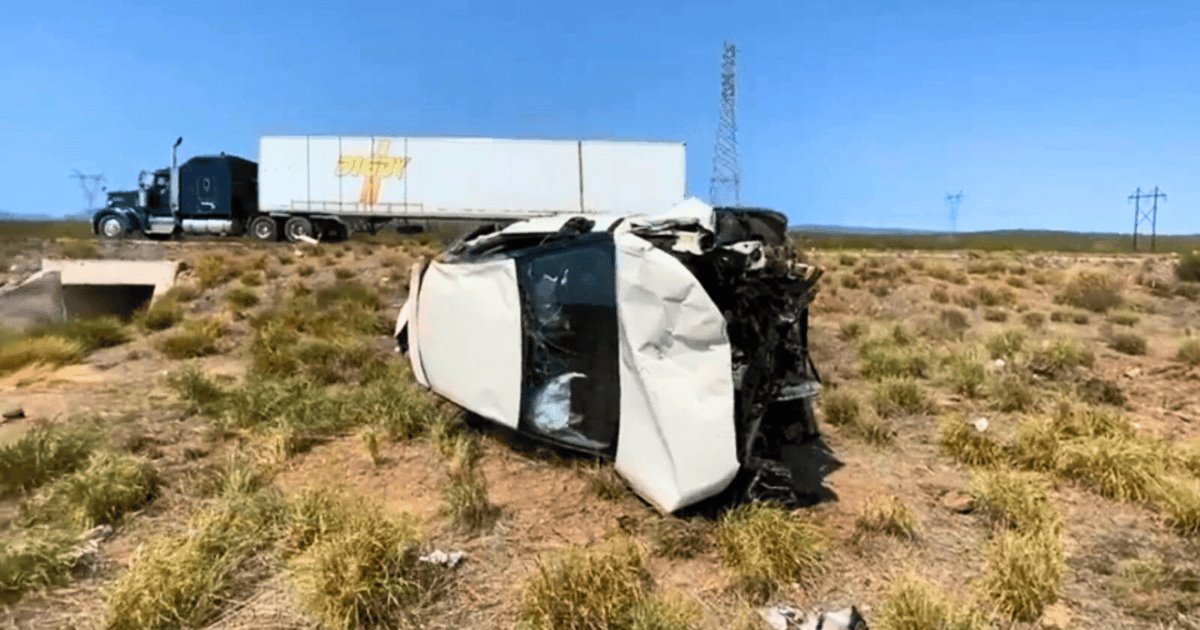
[156,319,223,359]
[984,329,1025,360]
[224,286,260,310]
[194,255,235,289]
[874,574,984,630]
[167,365,229,417]
[0,530,80,597]
[873,378,934,417]
[1077,377,1126,407]
[518,543,697,630]
[1176,339,1200,366]
[859,343,930,380]
[927,264,967,285]
[649,518,711,559]
[1011,416,1061,471]
[1108,311,1140,327]
[1152,476,1200,537]
[105,485,285,629]
[334,267,355,280]
[983,308,1008,322]
[870,284,891,298]
[939,308,970,336]
[930,286,950,304]
[938,416,1004,468]
[239,271,263,287]
[838,320,868,341]
[978,528,1063,621]
[1056,435,1165,502]
[28,316,129,352]
[944,350,986,398]
[297,263,315,277]
[990,371,1037,412]
[252,325,382,384]
[23,452,158,527]
[848,413,895,446]
[1113,557,1200,620]
[1021,311,1046,330]
[138,298,183,331]
[1051,400,1133,439]
[58,239,100,259]
[164,283,200,303]
[1107,332,1147,356]
[0,336,83,375]
[1005,276,1027,289]
[970,470,1059,532]
[821,389,861,427]
[838,254,858,266]
[716,503,825,599]
[0,423,98,496]
[292,503,438,629]
[969,284,1014,307]
[854,496,917,541]
[1026,339,1094,377]
[443,468,499,533]
[1060,272,1122,312]
[586,462,626,501]
[1177,250,1200,283]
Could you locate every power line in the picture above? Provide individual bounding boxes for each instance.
[1129,186,1166,252]
[69,169,105,211]
[709,41,740,207]
[944,191,963,232]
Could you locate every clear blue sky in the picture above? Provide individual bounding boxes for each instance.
[2,0,1197,233]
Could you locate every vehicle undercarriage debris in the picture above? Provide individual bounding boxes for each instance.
[396,198,825,512]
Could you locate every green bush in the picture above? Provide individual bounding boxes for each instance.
[0,424,98,496]
[1108,332,1148,356]
[716,503,825,599]
[23,452,158,527]
[1060,272,1122,313]
[1177,250,1200,283]
[1177,339,1200,366]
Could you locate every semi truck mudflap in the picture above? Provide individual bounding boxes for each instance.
[396,198,824,513]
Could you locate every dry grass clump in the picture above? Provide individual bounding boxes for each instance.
[938,308,971,337]
[291,501,440,629]
[586,462,627,501]
[166,365,230,417]
[854,496,918,541]
[873,378,934,418]
[1108,311,1140,327]
[989,371,1037,412]
[1176,338,1200,366]
[983,308,1008,322]
[442,467,500,533]
[1176,250,1200,282]
[968,284,1015,307]
[930,286,950,304]
[156,318,223,359]
[1113,557,1200,620]
[28,316,129,353]
[0,335,83,375]
[1020,311,1046,330]
[518,543,699,630]
[874,574,984,630]
[838,319,868,341]
[715,502,825,599]
[1011,416,1061,471]
[0,530,80,598]
[137,297,183,331]
[23,452,158,528]
[938,416,1004,468]
[58,239,100,259]
[224,286,259,310]
[927,263,968,285]
[649,518,712,559]
[978,528,1063,621]
[944,349,985,398]
[194,255,236,289]
[238,270,263,287]
[0,423,98,496]
[1150,476,1200,537]
[1107,331,1148,356]
[858,338,930,380]
[970,470,1059,532]
[1026,339,1094,377]
[984,329,1025,360]
[1060,271,1122,312]
[821,389,861,426]
[1056,435,1165,502]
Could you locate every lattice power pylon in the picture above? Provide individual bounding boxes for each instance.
[709,41,740,207]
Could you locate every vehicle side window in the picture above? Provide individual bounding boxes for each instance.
[515,237,619,453]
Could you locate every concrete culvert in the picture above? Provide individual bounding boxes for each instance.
[0,259,179,330]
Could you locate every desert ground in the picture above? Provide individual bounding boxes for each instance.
[1,228,1199,629]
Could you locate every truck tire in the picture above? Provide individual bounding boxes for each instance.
[97,215,128,239]
[249,216,279,242]
[283,216,319,242]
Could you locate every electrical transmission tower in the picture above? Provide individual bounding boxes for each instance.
[709,41,740,207]
[69,169,105,211]
[945,191,964,232]
[1129,186,1166,251]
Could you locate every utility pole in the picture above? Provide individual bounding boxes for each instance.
[1129,186,1166,252]
[69,169,105,212]
[709,41,740,207]
[945,191,963,232]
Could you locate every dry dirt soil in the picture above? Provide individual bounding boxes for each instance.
[1,234,1198,629]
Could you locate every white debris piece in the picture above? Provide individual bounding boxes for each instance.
[761,605,868,630]
[973,417,990,432]
[419,549,465,569]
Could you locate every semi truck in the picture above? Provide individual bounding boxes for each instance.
[92,136,687,242]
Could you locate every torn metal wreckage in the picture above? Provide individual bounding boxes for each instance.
[395,198,825,513]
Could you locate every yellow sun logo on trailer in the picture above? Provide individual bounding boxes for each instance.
[336,139,409,206]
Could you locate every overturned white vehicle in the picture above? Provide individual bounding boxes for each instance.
[395,200,825,513]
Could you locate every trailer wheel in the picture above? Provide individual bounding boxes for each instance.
[283,216,319,242]
[97,215,128,239]
[249,216,279,242]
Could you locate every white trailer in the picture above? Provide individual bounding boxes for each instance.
[256,136,687,241]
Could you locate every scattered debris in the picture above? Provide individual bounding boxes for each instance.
[2,403,25,420]
[972,417,990,432]
[761,605,868,630]
[72,524,114,569]
[941,490,975,514]
[418,549,465,569]
[397,199,825,513]
[295,234,320,245]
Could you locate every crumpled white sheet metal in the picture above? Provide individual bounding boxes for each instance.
[612,232,739,513]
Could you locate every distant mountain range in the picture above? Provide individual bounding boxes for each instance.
[0,212,91,222]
